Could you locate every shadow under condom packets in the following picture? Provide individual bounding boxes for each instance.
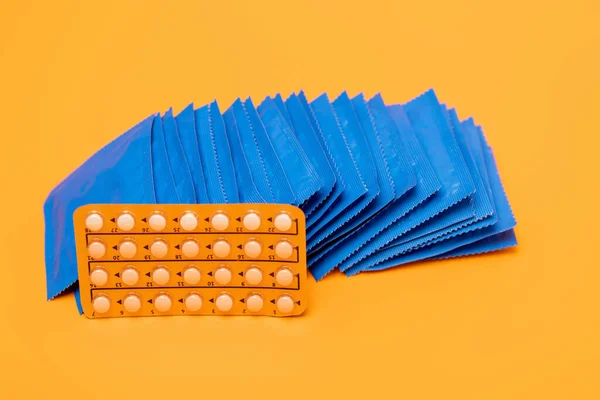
[162,108,197,204]
[309,99,441,279]
[365,118,517,271]
[342,90,476,274]
[281,93,336,217]
[222,106,265,203]
[257,97,323,207]
[194,101,239,203]
[44,114,157,300]
[175,103,209,203]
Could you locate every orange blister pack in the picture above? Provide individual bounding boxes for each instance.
[74,204,307,318]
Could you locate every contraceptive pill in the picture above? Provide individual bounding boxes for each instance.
[74,203,306,318]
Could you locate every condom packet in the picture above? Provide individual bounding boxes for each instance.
[242,98,297,204]
[44,114,157,302]
[175,103,209,203]
[194,101,239,203]
[363,118,517,271]
[369,104,496,256]
[222,106,266,203]
[151,112,180,203]
[274,94,293,129]
[162,108,197,204]
[295,91,345,228]
[308,99,441,279]
[341,89,475,273]
[305,93,385,252]
[257,97,323,207]
[281,93,337,216]
[300,92,368,247]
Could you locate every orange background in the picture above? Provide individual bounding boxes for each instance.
[1,1,599,399]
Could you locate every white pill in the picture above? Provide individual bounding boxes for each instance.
[215,293,233,312]
[119,240,137,259]
[275,267,294,287]
[275,240,294,259]
[148,213,167,231]
[276,295,295,314]
[88,241,106,259]
[180,212,198,231]
[154,294,172,312]
[92,295,111,314]
[243,212,261,231]
[213,240,231,258]
[181,240,200,258]
[214,266,232,285]
[150,240,169,258]
[121,267,139,286]
[183,266,201,285]
[90,267,108,286]
[245,267,263,285]
[85,213,104,232]
[274,213,293,232]
[185,294,203,312]
[116,213,135,231]
[211,213,229,231]
[123,295,142,313]
[152,267,170,285]
[246,294,264,312]
[244,240,262,258]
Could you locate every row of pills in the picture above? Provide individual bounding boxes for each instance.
[92,292,297,314]
[90,264,296,287]
[87,237,295,260]
[85,210,294,233]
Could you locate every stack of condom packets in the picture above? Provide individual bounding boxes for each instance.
[44,88,517,311]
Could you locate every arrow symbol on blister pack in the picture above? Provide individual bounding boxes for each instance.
[209,298,214,303]
[173,217,178,222]
[178,298,183,303]
[238,272,243,277]
[296,301,301,306]
[240,298,245,303]
[237,244,242,249]
[110,218,116,223]
[269,272,274,277]
[143,245,149,250]
[175,244,180,249]
[176,271,182,277]
[141,218,147,223]
[268,245,273,250]
[206,244,211,249]
[204,217,209,222]
[147,299,153,304]
[270,299,276,304]
[145,272,151,277]
[267,217,272,222]
[112,245,118,250]
[207,271,213,277]
[236,217,241,222]
[115,272,120,278]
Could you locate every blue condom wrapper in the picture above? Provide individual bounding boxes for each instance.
[341,89,475,273]
[283,93,337,216]
[365,118,517,271]
[372,104,496,256]
[152,113,180,203]
[44,114,157,302]
[257,97,322,207]
[222,106,265,203]
[227,99,275,203]
[309,100,441,278]
[175,103,209,203]
[306,93,383,252]
[162,108,197,204]
[195,101,239,203]
[243,98,296,204]
[302,92,367,246]
[274,94,294,130]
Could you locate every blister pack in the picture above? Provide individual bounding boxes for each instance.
[75,203,307,318]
